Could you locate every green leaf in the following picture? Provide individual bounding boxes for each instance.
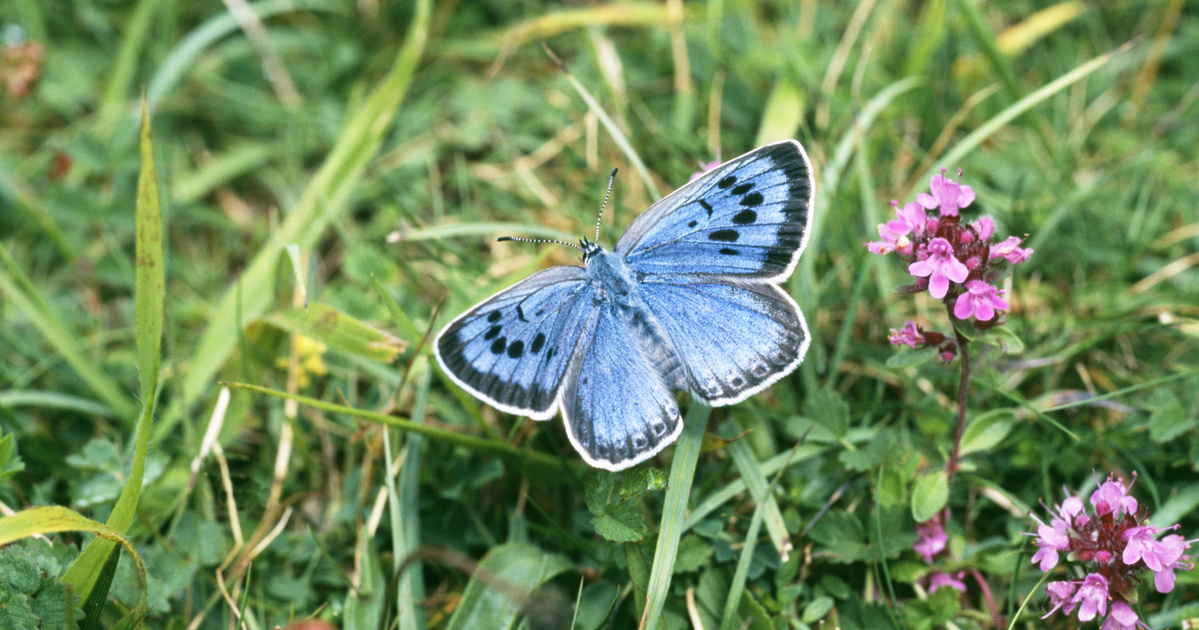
[445,543,571,630]
[802,595,835,623]
[583,472,616,517]
[983,325,1025,354]
[803,388,849,437]
[0,539,81,629]
[886,346,939,369]
[672,534,712,574]
[0,431,25,483]
[256,303,408,363]
[959,409,1015,455]
[807,511,867,563]
[591,501,648,543]
[911,471,949,523]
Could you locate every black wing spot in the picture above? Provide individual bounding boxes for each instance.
[687,220,697,228]
[732,210,757,225]
[719,247,739,256]
[717,175,737,189]
[484,325,502,340]
[741,192,764,207]
[699,199,713,216]
[731,182,754,195]
[487,310,502,323]
[546,347,557,360]
[516,305,527,322]
[731,376,744,388]
[507,340,525,359]
[531,333,545,353]
[490,337,507,355]
[709,229,739,242]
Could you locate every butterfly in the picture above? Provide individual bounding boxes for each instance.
[434,140,814,471]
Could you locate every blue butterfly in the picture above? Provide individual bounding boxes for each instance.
[434,140,814,470]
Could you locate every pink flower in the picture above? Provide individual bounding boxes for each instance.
[914,518,947,564]
[953,279,1008,321]
[1073,573,1110,622]
[1029,513,1071,571]
[1101,601,1139,630]
[1091,476,1138,517]
[1151,533,1194,593]
[1123,525,1166,570]
[990,235,1032,264]
[888,321,924,348]
[866,222,911,255]
[927,571,966,594]
[917,169,975,217]
[908,238,968,299]
[1042,580,1077,618]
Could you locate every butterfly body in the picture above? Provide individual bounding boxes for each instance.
[435,140,814,470]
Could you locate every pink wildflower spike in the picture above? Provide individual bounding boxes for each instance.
[916,168,975,217]
[1042,581,1078,618]
[953,279,1008,321]
[1101,601,1139,630]
[1073,572,1110,622]
[888,321,924,348]
[908,237,968,299]
[990,236,1032,263]
[866,221,910,255]
[1091,476,1138,516]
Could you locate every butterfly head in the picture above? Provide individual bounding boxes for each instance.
[579,237,604,262]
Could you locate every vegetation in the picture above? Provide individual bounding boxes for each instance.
[0,0,1196,628]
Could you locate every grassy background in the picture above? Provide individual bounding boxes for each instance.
[1,0,1197,627]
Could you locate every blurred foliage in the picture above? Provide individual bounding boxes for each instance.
[1,0,1198,628]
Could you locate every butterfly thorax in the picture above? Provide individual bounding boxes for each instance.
[584,246,689,391]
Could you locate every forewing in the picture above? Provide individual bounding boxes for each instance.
[560,304,682,471]
[639,277,809,405]
[616,140,814,281]
[434,266,599,418]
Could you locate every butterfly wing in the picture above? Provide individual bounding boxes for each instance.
[616,140,814,280]
[559,303,683,471]
[638,277,808,405]
[434,266,600,418]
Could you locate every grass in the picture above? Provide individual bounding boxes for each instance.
[1,1,1198,628]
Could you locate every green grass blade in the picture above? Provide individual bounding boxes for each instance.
[95,0,161,134]
[61,101,164,606]
[445,542,572,630]
[640,400,709,629]
[726,438,790,560]
[0,247,139,422]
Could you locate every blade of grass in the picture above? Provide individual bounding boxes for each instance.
[95,0,162,135]
[0,246,139,422]
[225,382,572,477]
[159,0,432,441]
[61,100,164,605]
[718,500,765,630]
[725,438,790,561]
[639,400,709,630]
[389,367,431,630]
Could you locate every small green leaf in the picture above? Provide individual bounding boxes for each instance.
[801,595,835,623]
[445,543,571,630]
[583,473,615,517]
[672,534,712,574]
[911,471,949,523]
[886,346,939,369]
[983,325,1025,354]
[591,502,647,543]
[959,409,1015,455]
[803,389,849,437]
[0,432,25,483]
[807,511,867,563]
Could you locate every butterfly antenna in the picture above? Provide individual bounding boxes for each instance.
[496,235,584,252]
[595,168,618,242]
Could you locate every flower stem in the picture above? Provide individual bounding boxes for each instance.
[946,321,971,488]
